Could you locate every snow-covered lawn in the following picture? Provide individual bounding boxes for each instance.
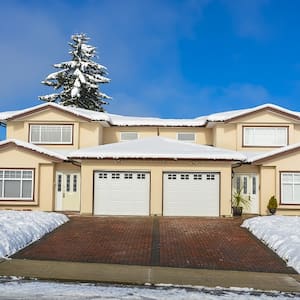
[0,210,68,259]
[0,279,298,300]
[242,215,300,273]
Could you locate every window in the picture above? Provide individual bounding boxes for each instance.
[243,127,287,147]
[112,173,120,179]
[193,174,202,180]
[30,124,72,144]
[252,176,256,195]
[180,174,189,180]
[137,173,146,180]
[177,132,195,143]
[98,173,108,179]
[167,174,177,180]
[120,132,138,141]
[0,169,33,200]
[281,172,300,205]
[206,174,215,180]
[73,175,77,192]
[243,177,247,194]
[124,173,133,179]
[66,175,71,192]
[57,174,62,192]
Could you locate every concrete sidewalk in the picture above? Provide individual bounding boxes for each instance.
[0,259,300,293]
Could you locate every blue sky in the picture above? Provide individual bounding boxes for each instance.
[1,0,300,120]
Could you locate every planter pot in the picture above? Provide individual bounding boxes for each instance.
[268,208,277,215]
[232,206,243,216]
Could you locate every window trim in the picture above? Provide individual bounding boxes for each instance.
[242,126,289,148]
[280,171,300,205]
[29,123,74,145]
[176,132,196,143]
[120,131,139,141]
[0,168,35,202]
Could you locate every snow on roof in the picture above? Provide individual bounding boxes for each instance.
[107,113,207,127]
[0,139,68,161]
[248,142,300,163]
[206,103,300,122]
[1,102,300,127]
[0,109,23,122]
[0,102,110,122]
[69,136,246,161]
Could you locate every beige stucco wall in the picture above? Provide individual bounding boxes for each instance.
[79,122,103,148]
[0,145,56,211]
[6,108,105,150]
[213,110,300,151]
[103,127,158,144]
[80,159,233,217]
[103,126,213,145]
[255,151,300,215]
[213,124,237,149]
[159,127,213,145]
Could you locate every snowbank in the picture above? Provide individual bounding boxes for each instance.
[0,211,68,259]
[242,216,300,273]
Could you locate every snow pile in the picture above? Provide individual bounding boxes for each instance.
[242,216,300,273]
[0,211,68,259]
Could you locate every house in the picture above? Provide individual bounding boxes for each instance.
[0,102,300,217]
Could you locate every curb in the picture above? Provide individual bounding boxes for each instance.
[0,259,300,293]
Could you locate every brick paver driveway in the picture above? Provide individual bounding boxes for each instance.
[13,216,296,274]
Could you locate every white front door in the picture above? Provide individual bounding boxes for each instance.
[233,173,259,214]
[56,172,80,211]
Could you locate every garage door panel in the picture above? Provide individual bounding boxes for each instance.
[94,171,150,216]
[163,172,219,217]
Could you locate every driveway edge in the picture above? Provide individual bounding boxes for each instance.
[0,259,300,293]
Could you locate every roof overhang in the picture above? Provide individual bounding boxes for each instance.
[0,139,68,162]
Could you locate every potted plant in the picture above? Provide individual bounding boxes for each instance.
[267,195,278,215]
[232,189,251,216]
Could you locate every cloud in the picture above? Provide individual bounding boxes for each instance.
[222,0,270,40]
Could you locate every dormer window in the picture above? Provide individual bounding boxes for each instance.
[243,126,288,147]
[120,132,138,141]
[177,132,196,143]
[30,124,73,144]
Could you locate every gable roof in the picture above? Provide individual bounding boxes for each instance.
[0,102,110,123]
[0,139,68,161]
[69,136,246,161]
[206,103,300,123]
[248,142,300,163]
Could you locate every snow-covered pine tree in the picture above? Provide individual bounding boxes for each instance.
[39,33,111,112]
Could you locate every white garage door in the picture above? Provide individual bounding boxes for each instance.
[94,171,150,216]
[163,172,219,216]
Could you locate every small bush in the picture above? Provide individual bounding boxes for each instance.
[267,195,278,210]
